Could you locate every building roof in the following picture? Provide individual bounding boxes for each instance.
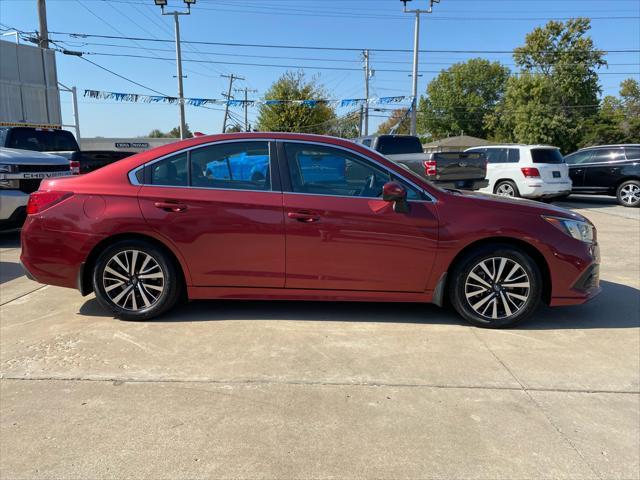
[422,135,492,148]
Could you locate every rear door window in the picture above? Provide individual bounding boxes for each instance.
[508,149,520,163]
[485,148,509,164]
[190,141,270,191]
[588,148,625,164]
[531,149,564,164]
[150,152,188,187]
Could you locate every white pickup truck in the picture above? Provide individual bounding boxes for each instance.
[0,147,71,230]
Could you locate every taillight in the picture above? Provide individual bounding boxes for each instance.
[69,160,80,175]
[521,167,541,178]
[424,160,437,177]
[26,191,73,215]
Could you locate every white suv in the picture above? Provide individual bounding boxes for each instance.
[465,145,572,200]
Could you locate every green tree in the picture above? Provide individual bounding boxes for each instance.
[416,58,510,139]
[581,78,640,147]
[328,110,361,138]
[147,124,193,138]
[491,18,606,152]
[377,108,410,135]
[256,71,336,134]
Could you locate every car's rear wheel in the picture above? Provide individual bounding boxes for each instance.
[494,180,519,198]
[449,245,542,328]
[616,180,640,208]
[92,240,182,321]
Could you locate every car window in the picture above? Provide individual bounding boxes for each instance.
[625,147,640,161]
[564,151,593,165]
[190,142,270,191]
[531,149,564,164]
[375,136,423,155]
[284,142,422,200]
[485,148,509,164]
[508,149,520,163]
[362,139,372,147]
[588,149,625,164]
[150,152,188,187]
[6,128,79,152]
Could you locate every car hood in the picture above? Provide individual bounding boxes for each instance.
[452,190,589,223]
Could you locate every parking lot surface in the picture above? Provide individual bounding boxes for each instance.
[1,195,639,479]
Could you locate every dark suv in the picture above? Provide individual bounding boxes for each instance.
[564,144,640,207]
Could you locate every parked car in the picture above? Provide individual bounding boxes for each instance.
[355,135,488,191]
[20,133,600,328]
[465,145,572,200]
[563,144,640,207]
[0,126,134,174]
[0,147,71,230]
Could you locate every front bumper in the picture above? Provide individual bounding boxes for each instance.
[549,243,601,306]
[0,190,29,229]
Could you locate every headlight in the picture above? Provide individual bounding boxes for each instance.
[543,216,594,243]
[0,164,17,174]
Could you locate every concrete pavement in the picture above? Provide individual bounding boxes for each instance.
[1,197,638,479]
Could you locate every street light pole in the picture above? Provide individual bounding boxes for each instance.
[401,0,440,136]
[154,0,195,140]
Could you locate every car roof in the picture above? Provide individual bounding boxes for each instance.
[467,144,559,149]
[575,144,640,151]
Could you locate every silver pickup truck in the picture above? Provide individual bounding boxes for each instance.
[354,135,489,191]
[0,147,71,230]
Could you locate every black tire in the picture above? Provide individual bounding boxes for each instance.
[92,239,182,321]
[494,180,520,198]
[448,244,542,328]
[616,180,640,208]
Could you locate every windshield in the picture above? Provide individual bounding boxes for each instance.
[531,148,564,164]
[376,136,424,155]
[6,128,79,152]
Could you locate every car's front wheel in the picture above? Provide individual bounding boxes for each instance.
[616,180,640,208]
[449,245,542,328]
[92,239,182,320]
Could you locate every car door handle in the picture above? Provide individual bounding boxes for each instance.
[154,201,187,213]
[288,210,320,223]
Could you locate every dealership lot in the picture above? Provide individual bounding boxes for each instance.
[1,196,638,479]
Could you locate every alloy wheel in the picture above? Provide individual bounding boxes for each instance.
[496,183,516,197]
[102,250,165,311]
[464,257,530,321]
[620,183,640,206]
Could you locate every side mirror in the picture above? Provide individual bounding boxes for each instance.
[382,181,409,213]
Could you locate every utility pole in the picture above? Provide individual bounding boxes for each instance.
[37,0,49,49]
[363,49,371,136]
[173,13,187,140]
[401,0,440,136]
[154,0,195,140]
[221,74,244,132]
[235,87,257,131]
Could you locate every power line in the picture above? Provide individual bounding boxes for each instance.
[68,50,640,76]
[49,31,640,55]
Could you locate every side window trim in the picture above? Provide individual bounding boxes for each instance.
[129,139,281,192]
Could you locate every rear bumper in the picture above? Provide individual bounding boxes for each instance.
[20,216,100,290]
[520,180,572,198]
[435,179,489,191]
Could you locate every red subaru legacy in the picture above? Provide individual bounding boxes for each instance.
[20,133,600,328]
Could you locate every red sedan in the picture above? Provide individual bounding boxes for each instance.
[20,133,600,328]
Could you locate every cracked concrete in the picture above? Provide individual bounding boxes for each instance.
[0,196,638,479]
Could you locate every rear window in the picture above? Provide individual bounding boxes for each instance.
[6,128,79,152]
[531,148,564,164]
[376,136,423,155]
